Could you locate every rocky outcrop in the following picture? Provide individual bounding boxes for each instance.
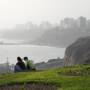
[64,36,90,66]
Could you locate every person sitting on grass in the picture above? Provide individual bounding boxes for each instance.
[23,57,36,71]
[14,57,26,72]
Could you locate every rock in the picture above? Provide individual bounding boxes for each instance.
[64,36,90,66]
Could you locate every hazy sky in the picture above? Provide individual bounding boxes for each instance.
[0,0,90,30]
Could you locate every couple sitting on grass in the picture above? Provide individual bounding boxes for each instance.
[14,56,36,72]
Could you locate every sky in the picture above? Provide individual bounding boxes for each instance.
[0,0,90,30]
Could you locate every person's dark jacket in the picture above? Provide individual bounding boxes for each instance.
[16,62,26,70]
[14,61,26,72]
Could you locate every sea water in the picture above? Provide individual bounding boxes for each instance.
[0,45,65,64]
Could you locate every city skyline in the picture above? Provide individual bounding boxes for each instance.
[0,0,90,30]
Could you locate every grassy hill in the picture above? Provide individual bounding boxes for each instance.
[0,65,90,90]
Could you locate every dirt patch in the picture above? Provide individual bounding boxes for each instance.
[0,84,58,90]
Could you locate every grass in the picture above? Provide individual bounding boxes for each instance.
[0,65,90,90]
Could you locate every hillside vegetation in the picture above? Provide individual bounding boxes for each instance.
[0,65,90,90]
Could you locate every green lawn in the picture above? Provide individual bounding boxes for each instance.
[0,65,90,90]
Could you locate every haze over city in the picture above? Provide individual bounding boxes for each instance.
[0,0,90,30]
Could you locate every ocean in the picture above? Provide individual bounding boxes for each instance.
[0,45,65,64]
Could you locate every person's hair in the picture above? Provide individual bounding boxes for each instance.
[17,57,23,62]
[24,57,28,60]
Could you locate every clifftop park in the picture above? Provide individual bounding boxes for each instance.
[0,16,90,90]
[0,0,90,89]
[0,37,90,90]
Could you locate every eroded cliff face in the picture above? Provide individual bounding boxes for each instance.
[64,37,90,66]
